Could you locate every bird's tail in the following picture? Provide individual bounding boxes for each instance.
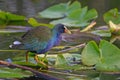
[9,41,24,49]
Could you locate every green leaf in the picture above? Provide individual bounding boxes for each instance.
[39,1,81,19]
[28,18,40,27]
[0,10,27,26]
[68,6,88,20]
[0,67,33,78]
[39,1,97,27]
[96,40,120,71]
[84,9,98,21]
[0,11,6,20]
[81,41,100,66]
[103,8,120,24]
[66,1,81,15]
[28,18,54,28]
[55,54,68,67]
[91,30,111,37]
[39,3,66,19]
[6,12,25,20]
[81,40,120,71]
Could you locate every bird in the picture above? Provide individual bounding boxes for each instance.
[9,24,71,65]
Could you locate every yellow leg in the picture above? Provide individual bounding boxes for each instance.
[41,52,48,62]
[26,51,29,63]
[34,54,47,67]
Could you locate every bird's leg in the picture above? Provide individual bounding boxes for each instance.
[25,51,29,63]
[34,54,47,67]
[41,52,48,62]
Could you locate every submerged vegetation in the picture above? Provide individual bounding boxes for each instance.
[0,1,120,80]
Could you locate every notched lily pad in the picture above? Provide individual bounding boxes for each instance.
[81,40,120,71]
[39,1,81,19]
[104,8,120,24]
[38,1,98,27]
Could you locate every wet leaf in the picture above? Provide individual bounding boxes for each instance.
[28,18,54,28]
[55,54,68,67]
[91,30,111,37]
[39,1,81,19]
[51,7,97,27]
[0,67,33,78]
[6,12,25,20]
[81,40,120,71]
[28,18,40,27]
[81,41,100,66]
[39,1,98,27]
[96,40,120,71]
[104,8,120,24]
[0,10,27,26]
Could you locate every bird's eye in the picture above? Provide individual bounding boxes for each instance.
[64,26,67,30]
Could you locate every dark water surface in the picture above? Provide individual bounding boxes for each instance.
[0,0,120,25]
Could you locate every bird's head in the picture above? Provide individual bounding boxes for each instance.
[53,24,71,34]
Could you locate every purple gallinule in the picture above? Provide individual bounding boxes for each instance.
[9,24,71,65]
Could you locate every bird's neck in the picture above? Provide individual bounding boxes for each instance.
[51,30,62,45]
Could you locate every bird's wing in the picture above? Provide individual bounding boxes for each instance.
[19,26,52,52]
[22,26,52,41]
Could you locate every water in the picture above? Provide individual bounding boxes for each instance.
[0,0,120,80]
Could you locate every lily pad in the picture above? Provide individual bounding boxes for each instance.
[38,1,98,27]
[39,1,81,19]
[96,40,120,71]
[0,67,33,78]
[51,7,97,27]
[55,54,68,67]
[81,40,120,71]
[91,30,111,37]
[81,41,100,66]
[0,10,27,26]
[28,18,53,28]
[103,8,120,24]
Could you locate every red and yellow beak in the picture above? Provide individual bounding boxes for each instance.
[64,26,71,34]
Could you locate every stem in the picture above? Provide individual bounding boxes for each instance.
[0,50,25,52]
[58,43,86,53]
[0,60,62,80]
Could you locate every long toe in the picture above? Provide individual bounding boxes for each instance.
[34,54,48,67]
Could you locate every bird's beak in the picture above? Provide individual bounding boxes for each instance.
[64,26,71,34]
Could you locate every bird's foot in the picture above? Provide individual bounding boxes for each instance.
[34,54,49,68]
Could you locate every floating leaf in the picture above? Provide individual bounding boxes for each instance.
[39,1,81,19]
[39,1,97,27]
[96,40,120,71]
[6,12,25,20]
[103,8,120,24]
[28,18,54,28]
[0,10,27,26]
[84,9,98,21]
[81,40,120,71]
[55,54,68,67]
[0,67,33,78]
[91,30,111,37]
[51,7,97,27]
[81,41,100,66]
[28,18,40,27]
